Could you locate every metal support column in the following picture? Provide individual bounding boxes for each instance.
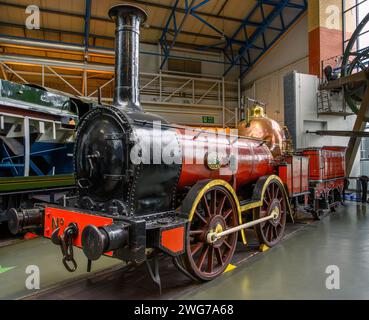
[84,0,92,52]
[222,77,225,128]
[346,87,369,175]
[0,64,7,80]
[159,0,196,69]
[41,64,45,86]
[24,116,30,177]
[83,70,88,96]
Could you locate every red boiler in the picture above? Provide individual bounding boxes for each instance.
[176,128,275,191]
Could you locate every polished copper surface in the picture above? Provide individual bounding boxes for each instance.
[238,106,286,158]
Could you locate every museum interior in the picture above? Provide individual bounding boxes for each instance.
[0,0,369,302]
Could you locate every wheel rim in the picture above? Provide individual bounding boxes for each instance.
[341,12,369,114]
[184,186,238,281]
[255,181,286,247]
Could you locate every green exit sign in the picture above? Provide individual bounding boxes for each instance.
[202,116,215,124]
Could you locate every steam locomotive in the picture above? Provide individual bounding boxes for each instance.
[7,4,347,283]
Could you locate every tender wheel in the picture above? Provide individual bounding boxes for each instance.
[312,209,324,220]
[181,183,238,281]
[253,179,287,247]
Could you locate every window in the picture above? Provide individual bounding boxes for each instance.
[343,0,369,51]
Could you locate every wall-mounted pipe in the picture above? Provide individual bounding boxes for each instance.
[0,35,240,66]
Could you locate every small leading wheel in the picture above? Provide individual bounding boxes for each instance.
[253,179,287,247]
[181,183,238,281]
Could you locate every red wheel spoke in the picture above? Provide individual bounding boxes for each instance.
[215,247,224,266]
[191,242,203,256]
[202,196,211,217]
[207,247,214,273]
[262,222,268,232]
[197,246,209,270]
[266,224,273,241]
[211,190,217,215]
[266,187,272,201]
[190,230,203,236]
[195,210,208,225]
[272,184,276,199]
[276,188,282,199]
[217,195,227,215]
[223,239,232,250]
[272,227,278,239]
[223,209,233,220]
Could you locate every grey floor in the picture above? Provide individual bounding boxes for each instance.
[0,237,121,299]
[178,202,369,300]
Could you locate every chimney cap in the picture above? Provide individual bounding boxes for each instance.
[108,4,148,24]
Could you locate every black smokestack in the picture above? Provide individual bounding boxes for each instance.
[108,4,147,112]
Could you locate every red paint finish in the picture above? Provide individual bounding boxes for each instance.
[313,178,346,198]
[278,155,309,196]
[176,128,274,190]
[309,27,344,77]
[303,147,346,182]
[161,226,185,254]
[43,207,113,248]
[24,232,38,240]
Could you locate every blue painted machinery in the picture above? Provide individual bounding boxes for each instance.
[0,79,93,223]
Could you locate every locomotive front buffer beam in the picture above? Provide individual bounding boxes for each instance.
[7,200,283,266]
[7,205,188,271]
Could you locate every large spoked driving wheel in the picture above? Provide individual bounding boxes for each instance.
[181,183,238,281]
[341,12,369,114]
[254,179,287,247]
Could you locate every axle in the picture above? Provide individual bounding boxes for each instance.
[206,208,280,244]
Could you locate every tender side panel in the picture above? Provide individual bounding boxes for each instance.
[303,149,323,181]
[301,157,309,192]
[278,163,291,195]
[278,155,309,197]
[322,146,346,179]
[303,147,346,182]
